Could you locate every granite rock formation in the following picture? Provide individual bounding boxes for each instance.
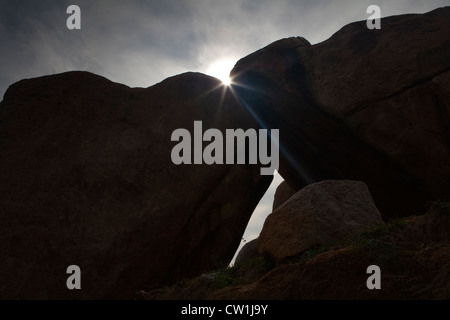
[0,71,272,299]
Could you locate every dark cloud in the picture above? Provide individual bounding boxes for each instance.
[1,0,447,97]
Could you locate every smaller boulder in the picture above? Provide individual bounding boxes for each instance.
[234,238,260,265]
[259,180,384,263]
[272,181,297,211]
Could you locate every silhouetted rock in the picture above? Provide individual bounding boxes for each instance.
[258,180,384,263]
[272,180,297,211]
[231,7,450,217]
[2,5,450,300]
[0,71,272,299]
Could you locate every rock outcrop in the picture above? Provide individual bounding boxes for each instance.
[258,180,384,263]
[0,71,272,299]
[209,202,450,300]
[2,6,450,300]
[230,7,450,217]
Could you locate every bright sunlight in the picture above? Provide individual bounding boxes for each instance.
[206,59,236,85]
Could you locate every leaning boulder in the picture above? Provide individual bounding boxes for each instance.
[231,7,450,217]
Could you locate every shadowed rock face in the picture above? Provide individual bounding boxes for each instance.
[230,7,450,217]
[234,238,260,265]
[0,71,272,299]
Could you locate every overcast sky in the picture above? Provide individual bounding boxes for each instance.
[0,0,447,261]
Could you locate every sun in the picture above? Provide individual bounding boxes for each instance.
[207,59,236,86]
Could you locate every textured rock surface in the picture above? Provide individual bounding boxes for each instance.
[210,202,450,300]
[0,71,272,299]
[272,180,297,211]
[230,7,450,217]
[258,180,384,263]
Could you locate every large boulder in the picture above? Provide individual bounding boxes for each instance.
[0,71,272,299]
[258,180,384,263]
[230,7,450,217]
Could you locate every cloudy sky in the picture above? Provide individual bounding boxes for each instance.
[0,0,447,261]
